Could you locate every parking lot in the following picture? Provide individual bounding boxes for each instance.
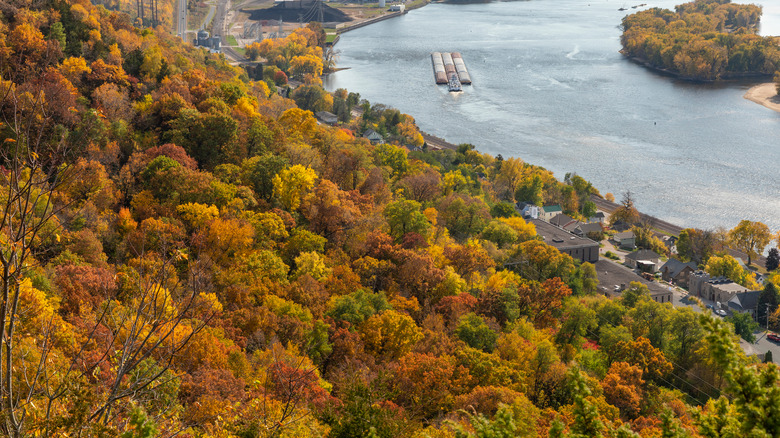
[595,259,675,298]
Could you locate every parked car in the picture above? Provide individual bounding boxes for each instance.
[706,304,714,310]
[715,309,727,317]
[767,333,780,343]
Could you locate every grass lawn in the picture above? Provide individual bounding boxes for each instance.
[406,0,430,9]
[227,35,238,46]
[326,34,338,43]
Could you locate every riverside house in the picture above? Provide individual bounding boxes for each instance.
[550,213,577,229]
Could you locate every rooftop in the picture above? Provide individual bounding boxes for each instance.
[531,219,599,250]
[660,258,697,278]
[713,282,749,294]
[550,213,576,227]
[625,249,660,261]
[728,290,762,312]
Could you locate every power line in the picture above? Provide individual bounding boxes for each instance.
[583,326,710,406]
[581,302,724,402]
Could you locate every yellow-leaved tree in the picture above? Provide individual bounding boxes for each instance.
[273,164,318,211]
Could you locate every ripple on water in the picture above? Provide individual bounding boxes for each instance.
[324,0,780,230]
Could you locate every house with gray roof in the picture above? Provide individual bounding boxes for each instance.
[363,129,384,144]
[728,290,762,319]
[315,111,338,126]
[572,222,605,240]
[659,259,698,289]
[611,231,636,249]
[589,211,606,223]
[550,213,577,229]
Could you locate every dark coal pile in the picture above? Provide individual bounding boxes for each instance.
[244,2,352,22]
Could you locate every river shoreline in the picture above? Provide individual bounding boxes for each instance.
[744,82,780,114]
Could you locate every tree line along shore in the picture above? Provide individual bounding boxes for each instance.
[620,0,780,81]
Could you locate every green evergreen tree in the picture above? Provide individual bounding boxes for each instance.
[48,22,66,50]
[568,369,604,438]
[120,405,157,438]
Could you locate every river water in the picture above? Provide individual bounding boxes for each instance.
[323,0,780,231]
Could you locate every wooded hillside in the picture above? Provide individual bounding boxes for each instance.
[1,0,780,437]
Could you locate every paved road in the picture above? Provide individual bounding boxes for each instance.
[594,256,779,360]
[177,0,187,39]
[668,286,780,361]
[202,1,216,32]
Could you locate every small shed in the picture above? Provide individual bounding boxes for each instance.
[624,249,660,272]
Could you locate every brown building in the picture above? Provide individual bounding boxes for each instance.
[659,259,697,289]
[689,271,749,304]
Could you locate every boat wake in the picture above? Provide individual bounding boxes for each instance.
[566,45,580,59]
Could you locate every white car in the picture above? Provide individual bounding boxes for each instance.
[716,309,727,317]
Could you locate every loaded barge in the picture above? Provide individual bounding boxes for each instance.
[431,52,471,91]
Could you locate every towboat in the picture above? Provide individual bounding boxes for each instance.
[448,74,462,92]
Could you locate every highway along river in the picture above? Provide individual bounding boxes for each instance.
[323,0,780,231]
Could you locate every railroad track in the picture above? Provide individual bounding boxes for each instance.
[589,194,766,268]
[421,131,456,151]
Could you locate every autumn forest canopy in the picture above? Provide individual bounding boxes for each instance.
[3,0,780,437]
[620,0,780,80]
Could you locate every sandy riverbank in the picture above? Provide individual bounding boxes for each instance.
[744,82,780,114]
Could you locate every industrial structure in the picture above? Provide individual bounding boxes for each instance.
[194,29,221,52]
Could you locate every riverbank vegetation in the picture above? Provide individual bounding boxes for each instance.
[4,0,780,437]
[621,0,780,80]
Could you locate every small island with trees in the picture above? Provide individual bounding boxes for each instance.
[620,0,780,80]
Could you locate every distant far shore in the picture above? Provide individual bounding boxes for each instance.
[744,82,780,114]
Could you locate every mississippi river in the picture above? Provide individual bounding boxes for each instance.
[324,0,780,231]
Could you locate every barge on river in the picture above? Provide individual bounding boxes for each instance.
[431,52,471,90]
